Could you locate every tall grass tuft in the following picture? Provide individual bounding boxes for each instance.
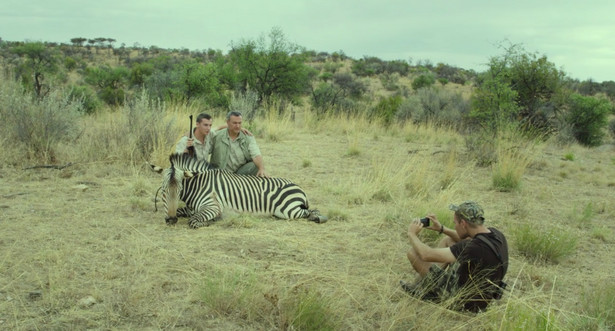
[580,281,615,329]
[280,288,337,331]
[491,127,540,192]
[512,224,578,263]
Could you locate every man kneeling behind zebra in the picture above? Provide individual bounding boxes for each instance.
[150,153,327,228]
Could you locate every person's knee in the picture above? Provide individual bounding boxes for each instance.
[438,236,455,248]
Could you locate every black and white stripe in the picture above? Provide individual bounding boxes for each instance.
[158,153,325,228]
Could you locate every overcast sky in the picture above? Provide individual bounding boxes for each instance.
[2,0,614,82]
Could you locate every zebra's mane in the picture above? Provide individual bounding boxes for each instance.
[169,153,216,174]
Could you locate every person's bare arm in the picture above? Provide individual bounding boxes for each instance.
[252,155,268,177]
[408,220,456,263]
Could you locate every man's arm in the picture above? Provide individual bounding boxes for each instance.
[252,155,268,177]
[408,220,456,263]
[426,215,462,243]
[175,136,191,154]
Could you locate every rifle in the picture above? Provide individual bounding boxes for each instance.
[187,115,195,157]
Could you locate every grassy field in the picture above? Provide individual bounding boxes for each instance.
[1,109,614,330]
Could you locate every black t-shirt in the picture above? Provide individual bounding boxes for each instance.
[449,227,509,312]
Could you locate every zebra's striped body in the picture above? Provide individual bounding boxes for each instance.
[153,153,326,228]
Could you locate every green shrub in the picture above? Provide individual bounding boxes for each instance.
[370,95,402,126]
[411,73,436,90]
[69,84,100,114]
[566,94,611,146]
[563,152,575,161]
[513,224,577,263]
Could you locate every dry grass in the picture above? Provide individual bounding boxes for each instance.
[1,107,614,330]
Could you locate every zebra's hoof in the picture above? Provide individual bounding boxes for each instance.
[308,214,328,224]
[165,216,178,225]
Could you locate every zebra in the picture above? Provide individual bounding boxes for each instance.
[149,153,327,228]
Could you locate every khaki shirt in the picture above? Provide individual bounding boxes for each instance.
[175,129,216,161]
[210,129,261,172]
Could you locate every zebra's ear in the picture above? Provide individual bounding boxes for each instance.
[147,162,164,174]
[183,171,194,178]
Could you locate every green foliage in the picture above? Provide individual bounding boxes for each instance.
[566,93,611,146]
[10,41,60,97]
[129,62,154,86]
[371,95,402,126]
[229,27,315,106]
[68,84,101,114]
[310,73,366,115]
[609,118,615,139]
[178,60,226,106]
[85,65,129,105]
[470,42,565,135]
[513,223,577,263]
[63,56,77,70]
[563,152,575,161]
[469,60,520,133]
[411,73,436,90]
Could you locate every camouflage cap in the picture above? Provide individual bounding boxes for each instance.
[449,201,485,224]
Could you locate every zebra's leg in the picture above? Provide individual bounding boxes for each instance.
[176,206,194,218]
[188,198,222,229]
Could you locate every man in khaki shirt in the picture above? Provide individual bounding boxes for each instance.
[175,113,214,161]
[210,111,268,177]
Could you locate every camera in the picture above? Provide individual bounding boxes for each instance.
[420,217,430,227]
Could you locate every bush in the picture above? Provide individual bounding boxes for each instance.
[370,95,402,126]
[609,118,615,139]
[411,73,435,90]
[0,74,82,162]
[513,223,577,263]
[68,84,100,114]
[566,94,611,146]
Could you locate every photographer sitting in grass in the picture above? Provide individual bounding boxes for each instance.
[400,201,509,313]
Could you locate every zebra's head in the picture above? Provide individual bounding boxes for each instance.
[150,154,213,225]
[160,164,187,225]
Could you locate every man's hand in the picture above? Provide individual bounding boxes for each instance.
[425,214,442,232]
[186,138,194,147]
[408,219,423,237]
[256,169,269,178]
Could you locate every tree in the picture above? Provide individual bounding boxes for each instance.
[508,50,565,130]
[70,37,87,47]
[229,27,315,107]
[469,42,566,134]
[11,42,59,97]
